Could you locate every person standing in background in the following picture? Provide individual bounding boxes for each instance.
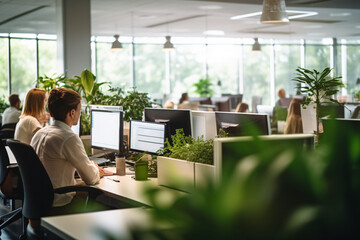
[2,94,21,126]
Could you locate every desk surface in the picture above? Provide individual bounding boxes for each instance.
[42,208,151,240]
[42,167,184,239]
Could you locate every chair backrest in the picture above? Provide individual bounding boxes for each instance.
[279,98,292,108]
[6,140,54,219]
[0,140,10,185]
[351,106,360,119]
[0,128,15,140]
[251,96,263,113]
[1,123,17,130]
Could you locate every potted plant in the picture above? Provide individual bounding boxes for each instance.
[157,129,217,191]
[193,78,213,97]
[292,67,344,139]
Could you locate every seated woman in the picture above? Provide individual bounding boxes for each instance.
[284,98,303,134]
[164,100,175,109]
[14,88,49,144]
[235,102,249,113]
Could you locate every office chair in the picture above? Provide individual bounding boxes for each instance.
[6,139,104,239]
[351,106,360,119]
[1,123,17,131]
[0,140,23,236]
[0,128,15,140]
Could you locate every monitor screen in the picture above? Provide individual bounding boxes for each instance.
[144,108,192,143]
[215,112,270,136]
[129,120,166,154]
[90,106,123,152]
[211,97,231,112]
[222,94,243,110]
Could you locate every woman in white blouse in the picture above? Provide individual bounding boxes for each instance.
[14,88,49,144]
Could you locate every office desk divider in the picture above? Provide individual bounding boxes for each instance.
[157,156,215,192]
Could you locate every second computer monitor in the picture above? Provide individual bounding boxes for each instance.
[129,120,166,154]
[144,108,192,143]
[90,105,124,152]
[215,112,270,136]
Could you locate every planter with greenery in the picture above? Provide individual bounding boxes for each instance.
[157,129,224,191]
[0,95,9,114]
[193,78,213,97]
[292,67,344,139]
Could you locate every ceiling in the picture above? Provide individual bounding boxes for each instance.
[0,0,360,39]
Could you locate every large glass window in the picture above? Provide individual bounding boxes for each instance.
[134,44,165,94]
[207,44,239,96]
[243,45,271,107]
[38,40,57,76]
[346,45,360,94]
[305,44,330,71]
[274,44,301,98]
[96,42,132,90]
[10,39,37,98]
[0,38,9,97]
[170,44,206,101]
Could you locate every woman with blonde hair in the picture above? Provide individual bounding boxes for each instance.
[14,88,49,144]
[284,98,303,134]
[235,102,249,113]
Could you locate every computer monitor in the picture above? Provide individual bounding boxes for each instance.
[322,118,360,133]
[215,112,270,136]
[144,108,193,143]
[211,97,231,112]
[222,94,243,110]
[192,111,217,140]
[189,97,211,105]
[214,134,315,180]
[90,105,124,152]
[129,120,166,154]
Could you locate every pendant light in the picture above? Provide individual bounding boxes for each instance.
[260,0,289,23]
[163,36,174,51]
[111,34,123,51]
[252,38,261,52]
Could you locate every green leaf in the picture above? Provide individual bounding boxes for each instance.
[81,69,95,96]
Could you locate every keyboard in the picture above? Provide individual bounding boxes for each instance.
[89,156,111,166]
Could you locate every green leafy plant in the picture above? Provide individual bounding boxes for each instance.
[36,74,67,91]
[159,129,215,165]
[0,95,9,113]
[292,67,344,138]
[193,78,213,97]
[121,87,155,122]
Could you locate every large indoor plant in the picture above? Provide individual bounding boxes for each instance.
[292,67,344,138]
[193,78,213,97]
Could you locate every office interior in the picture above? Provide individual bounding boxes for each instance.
[1,0,360,239]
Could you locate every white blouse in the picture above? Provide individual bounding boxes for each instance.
[14,115,42,144]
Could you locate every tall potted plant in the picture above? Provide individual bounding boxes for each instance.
[292,67,344,138]
[193,78,213,97]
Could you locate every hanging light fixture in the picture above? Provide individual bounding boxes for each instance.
[252,38,261,52]
[163,36,175,51]
[260,0,289,23]
[111,34,123,50]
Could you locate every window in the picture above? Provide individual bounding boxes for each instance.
[0,38,9,97]
[274,44,301,97]
[305,44,330,71]
[346,45,360,94]
[207,44,239,96]
[96,42,132,90]
[243,45,271,106]
[10,39,37,98]
[38,40,57,76]
[170,44,206,101]
[134,44,165,94]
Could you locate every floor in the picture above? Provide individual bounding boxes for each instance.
[0,199,22,240]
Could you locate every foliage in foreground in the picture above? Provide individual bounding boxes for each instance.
[105,121,360,240]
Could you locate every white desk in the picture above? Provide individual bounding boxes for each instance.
[42,167,184,239]
[42,208,151,240]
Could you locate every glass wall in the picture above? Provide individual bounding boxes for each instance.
[170,44,206,101]
[96,42,132,90]
[346,45,360,93]
[10,38,37,99]
[243,45,271,106]
[38,40,57,77]
[305,44,331,71]
[274,44,301,98]
[207,44,239,96]
[0,38,9,97]
[134,44,165,94]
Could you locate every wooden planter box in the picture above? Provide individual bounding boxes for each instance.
[157,156,215,192]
